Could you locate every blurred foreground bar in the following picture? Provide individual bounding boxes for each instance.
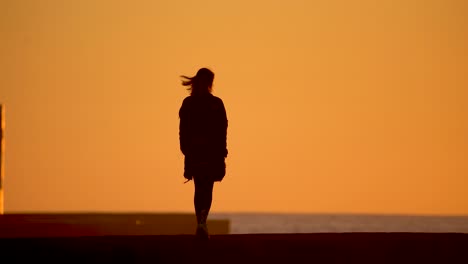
[0,233,467,263]
[0,213,230,237]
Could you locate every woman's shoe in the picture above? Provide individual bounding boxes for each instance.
[195,223,210,241]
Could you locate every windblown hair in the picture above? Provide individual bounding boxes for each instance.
[181,68,215,95]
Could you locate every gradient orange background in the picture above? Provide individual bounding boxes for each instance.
[1,0,467,215]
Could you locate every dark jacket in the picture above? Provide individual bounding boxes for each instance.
[179,93,228,181]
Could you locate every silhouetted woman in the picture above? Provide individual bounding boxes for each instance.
[179,68,228,240]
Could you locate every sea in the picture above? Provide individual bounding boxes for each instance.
[209,213,468,234]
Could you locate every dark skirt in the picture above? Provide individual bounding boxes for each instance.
[184,155,226,182]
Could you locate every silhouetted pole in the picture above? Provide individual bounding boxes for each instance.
[0,104,4,214]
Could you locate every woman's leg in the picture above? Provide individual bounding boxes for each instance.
[193,176,214,239]
[194,176,214,220]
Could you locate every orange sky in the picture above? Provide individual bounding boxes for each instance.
[1,0,467,215]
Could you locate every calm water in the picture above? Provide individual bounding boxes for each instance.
[210,213,468,234]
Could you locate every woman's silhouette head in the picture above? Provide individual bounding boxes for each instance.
[181,68,215,95]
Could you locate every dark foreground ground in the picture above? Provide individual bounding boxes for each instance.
[1,233,467,263]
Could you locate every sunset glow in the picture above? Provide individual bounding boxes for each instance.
[1,0,467,215]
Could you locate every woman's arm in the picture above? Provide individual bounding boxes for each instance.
[179,99,190,156]
[219,100,228,157]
